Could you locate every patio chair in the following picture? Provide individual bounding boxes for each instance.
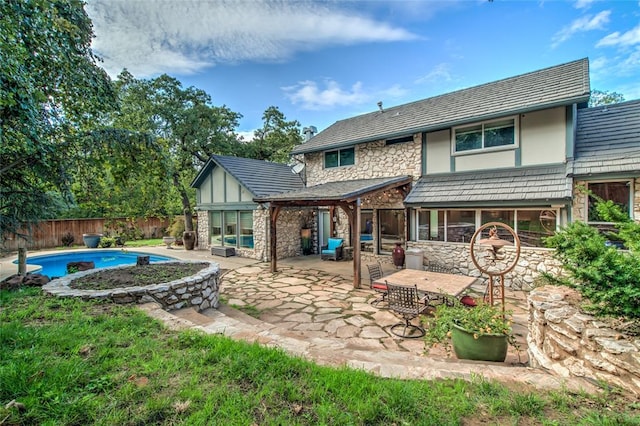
[366,262,387,306]
[321,237,344,261]
[386,281,430,338]
[425,261,453,274]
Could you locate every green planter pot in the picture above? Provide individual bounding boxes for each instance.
[451,322,508,362]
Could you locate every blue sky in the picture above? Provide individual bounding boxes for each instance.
[86,0,640,140]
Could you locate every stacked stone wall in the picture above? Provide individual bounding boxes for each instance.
[43,261,221,312]
[406,241,562,288]
[304,136,422,187]
[528,285,640,396]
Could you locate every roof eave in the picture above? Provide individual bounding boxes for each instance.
[291,96,589,155]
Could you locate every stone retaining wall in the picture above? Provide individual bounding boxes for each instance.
[528,285,640,396]
[407,241,562,288]
[43,261,221,312]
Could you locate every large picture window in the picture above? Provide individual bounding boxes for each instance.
[210,210,254,248]
[324,147,355,168]
[454,118,516,153]
[414,208,557,247]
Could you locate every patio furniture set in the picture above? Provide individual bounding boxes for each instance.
[367,263,480,339]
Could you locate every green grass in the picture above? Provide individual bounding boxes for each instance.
[2,288,639,425]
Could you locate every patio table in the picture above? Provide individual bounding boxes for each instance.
[373,269,479,305]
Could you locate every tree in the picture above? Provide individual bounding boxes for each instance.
[0,0,115,245]
[109,73,243,232]
[244,106,303,163]
[589,89,625,107]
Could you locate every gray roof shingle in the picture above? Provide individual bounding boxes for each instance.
[572,99,640,177]
[404,165,572,207]
[191,155,304,197]
[292,58,590,155]
[255,176,413,203]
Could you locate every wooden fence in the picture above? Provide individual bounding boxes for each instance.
[2,217,171,251]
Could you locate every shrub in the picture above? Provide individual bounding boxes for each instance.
[544,200,640,319]
[168,217,185,239]
[61,232,75,247]
[99,236,116,248]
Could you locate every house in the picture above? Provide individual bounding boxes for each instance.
[192,58,640,288]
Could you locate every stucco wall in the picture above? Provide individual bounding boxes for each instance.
[528,285,640,396]
[304,136,422,187]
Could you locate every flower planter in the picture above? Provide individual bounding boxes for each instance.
[82,233,103,249]
[162,236,176,248]
[450,322,508,362]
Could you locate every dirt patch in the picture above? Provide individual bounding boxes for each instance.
[70,262,210,290]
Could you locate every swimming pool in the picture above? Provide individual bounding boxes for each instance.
[16,250,174,278]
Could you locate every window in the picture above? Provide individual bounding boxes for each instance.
[588,181,630,222]
[324,147,355,168]
[378,209,405,253]
[414,208,557,247]
[454,118,516,153]
[210,210,254,248]
[360,210,374,253]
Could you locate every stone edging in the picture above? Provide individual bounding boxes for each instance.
[528,285,640,396]
[42,261,221,312]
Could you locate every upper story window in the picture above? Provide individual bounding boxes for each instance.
[587,181,631,223]
[324,147,355,168]
[453,117,517,154]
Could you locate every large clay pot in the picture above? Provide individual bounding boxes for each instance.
[392,242,405,268]
[182,231,196,250]
[82,233,103,248]
[451,322,508,362]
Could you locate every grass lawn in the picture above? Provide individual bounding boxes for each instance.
[1,288,639,425]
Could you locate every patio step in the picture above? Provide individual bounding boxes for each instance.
[172,307,216,326]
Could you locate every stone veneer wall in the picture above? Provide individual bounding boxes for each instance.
[572,179,640,222]
[406,241,562,288]
[43,261,221,312]
[528,285,640,396]
[304,136,422,187]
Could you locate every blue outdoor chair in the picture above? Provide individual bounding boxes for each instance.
[321,238,344,261]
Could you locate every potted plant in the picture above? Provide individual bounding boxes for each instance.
[82,233,103,248]
[422,301,520,362]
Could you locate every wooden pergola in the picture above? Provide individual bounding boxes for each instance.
[254,176,413,288]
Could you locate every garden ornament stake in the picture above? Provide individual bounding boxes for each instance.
[470,222,521,314]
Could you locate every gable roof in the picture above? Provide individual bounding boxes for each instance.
[292,58,590,155]
[191,154,304,197]
[404,165,572,207]
[255,176,413,205]
[572,99,640,177]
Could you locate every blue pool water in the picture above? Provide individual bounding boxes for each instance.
[15,250,174,278]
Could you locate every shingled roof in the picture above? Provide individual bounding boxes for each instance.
[572,99,640,177]
[255,176,413,204]
[404,165,572,207]
[292,58,590,155]
[191,155,304,197]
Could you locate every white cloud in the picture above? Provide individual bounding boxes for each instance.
[236,131,256,142]
[415,63,454,85]
[551,10,611,47]
[596,23,640,47]
[282,80,370,110]
[574,0,599,9]
[86,1,418,78]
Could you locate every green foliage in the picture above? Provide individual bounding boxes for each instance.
[99,236,116,248]
[1,292,637,424]
[168,216,186,239]
[544,201,640,319]
[423,302,519,355]
[104,219,145,241]
[0,0,115,243]
[588,89,625,107]
[242,106,304,163]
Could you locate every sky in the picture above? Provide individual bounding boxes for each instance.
[86,0,640,140]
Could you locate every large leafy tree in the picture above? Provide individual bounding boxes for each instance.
[0,0,115,244]
[589,89,625,107]
[244,106,303,163]
[109,73,243,232]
